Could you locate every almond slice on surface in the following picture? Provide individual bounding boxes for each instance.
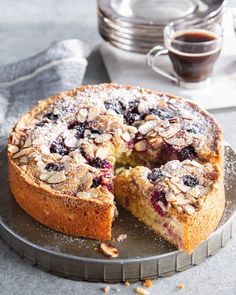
[8,145,19,154]
[100,243,119,258]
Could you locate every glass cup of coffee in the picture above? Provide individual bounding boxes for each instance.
[147,22,223,88]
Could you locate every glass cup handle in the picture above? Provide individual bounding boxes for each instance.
[146,45,178,84]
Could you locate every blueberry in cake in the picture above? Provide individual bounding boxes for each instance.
[8,84,224,253]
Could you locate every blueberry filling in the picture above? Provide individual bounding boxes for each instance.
[147,168,163,183]
[151,188,167,217]
[91,176,101,188]
[50,137,69,156]
[89,157,112,169]
[124,112,141,125]
[178,146,196,161]
[147,109,174,120]
[45,162,64,172]
[186,124,200,134]
[183,175,199,187]
[45,113,59,121]
[104,100,126,114]
[68,121,87,139]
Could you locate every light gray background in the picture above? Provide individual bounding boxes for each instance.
[0,1,236,294]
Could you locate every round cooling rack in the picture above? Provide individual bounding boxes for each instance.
[0,145,235,283]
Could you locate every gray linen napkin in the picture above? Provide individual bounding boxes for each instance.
[0,39,88,149]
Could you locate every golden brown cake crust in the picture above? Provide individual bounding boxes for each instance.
[7,83,224,250]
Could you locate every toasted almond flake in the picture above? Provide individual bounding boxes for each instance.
[176,198,190,206]
[159,123,181,138]
[47,171,66,184]
[138,121,156,135]
[37,160,46,170]
[168,182,181,194]
[39,172,53,181]
[184,160,203,168]
[184,204,195,215]
[13,147,33,159]
[96,146,109,159]
[165,136,186,147]
[80,173,93,187]
[23,137,32,148]
[166,192,177,202]
[19,156,28,164]
[158,201,167,213]
[134,140,147,152]
[76,192,92,198]
[8,145,19,154]
[100,243,119,258]
[64,137,77,148]
[21,165,27,171]
[174,182,189,193]
[95,134,112,144]
[79,108,88,118]
[127,126,138,134]
[121,131,131,142]
[136,287,149,295]
[41,145,50,155]
[145,114,157,121]
[87,107,100,121]
[88,188,98,198]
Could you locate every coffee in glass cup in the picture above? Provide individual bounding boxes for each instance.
[147,22,223,88]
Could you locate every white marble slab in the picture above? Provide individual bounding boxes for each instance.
[100,9,236,110]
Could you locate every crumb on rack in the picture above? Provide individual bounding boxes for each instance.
[136,287,149,295]
[102,286,110,293]
[177,283,185,289]
[144,279,152,288]
[117,234,127,242]
[124,281,130,287]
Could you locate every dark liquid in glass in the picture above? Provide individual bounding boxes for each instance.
[168,30,221,82]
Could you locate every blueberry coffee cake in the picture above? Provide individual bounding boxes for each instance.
[8,83,224,252]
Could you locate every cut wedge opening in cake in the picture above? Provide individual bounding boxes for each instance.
[7,83,224,253]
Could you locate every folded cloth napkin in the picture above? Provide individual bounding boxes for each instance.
[0,39,89,149]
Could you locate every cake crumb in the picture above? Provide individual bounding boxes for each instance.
[177,283,185,289]
[102,286,110,293]
[144,279,152,288]
[136,287,149,295]
[117,234,127,242]
[100,243,119,258]
[124,281,130,287]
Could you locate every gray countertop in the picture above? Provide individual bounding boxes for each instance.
[0,1,236,294]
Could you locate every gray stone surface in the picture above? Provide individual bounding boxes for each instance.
[0,0,236,294]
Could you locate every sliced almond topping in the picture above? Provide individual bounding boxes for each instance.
[76,191,92,198]
[77,108,88,123]
[165,136,186,147]
[159,123,181,138]
[19,156,28,164]
[145,114,157,121]
[23,137,32,148]
[134,140,147,152]
[37,160,46,170]
[87,107,100,121]
[8,145,19,154]
[96,146,109,159]
[13,147,33,159]
[174,182,189,193]
[166,191,177,202]
[39,172,53,181]
[121,131,131,142]
[88,188,98,198]
[64,137,77,148]
[95,134,112,144]
[47,171,66,184]
[138,121,156,135]
[184,204,195,215]
[127,126,138,134]
[184,160,203,168]
[100,243,119,258]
